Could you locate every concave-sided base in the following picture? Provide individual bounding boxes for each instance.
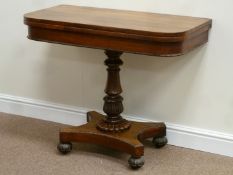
[58,111,167,169]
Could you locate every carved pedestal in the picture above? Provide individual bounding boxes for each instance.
[97,50,131,132]
[57,50,167,169]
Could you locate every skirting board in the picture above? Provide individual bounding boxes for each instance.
[0,93,232,158]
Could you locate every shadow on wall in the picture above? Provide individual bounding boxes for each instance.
[40,43,208,122]
[121,46,208,121]
[41,45,105,108]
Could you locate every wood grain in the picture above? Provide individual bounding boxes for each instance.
[25,5,210,36]
[24,5,212,56]
[60,111,166,158]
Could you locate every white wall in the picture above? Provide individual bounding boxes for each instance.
[0,0,233,136]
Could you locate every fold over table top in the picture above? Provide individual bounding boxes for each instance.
[24,5,212,56]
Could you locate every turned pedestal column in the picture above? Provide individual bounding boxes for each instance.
[97,50,131,132]
[57,50,168,169]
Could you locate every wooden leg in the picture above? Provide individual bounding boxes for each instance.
[96,50,131,132]
[57,50,167,169]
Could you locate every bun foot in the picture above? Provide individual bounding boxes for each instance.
[153,136,168,148]
[128,156,144,169]
[57,143,72,154]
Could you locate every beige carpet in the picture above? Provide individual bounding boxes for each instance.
[0,112,232,175]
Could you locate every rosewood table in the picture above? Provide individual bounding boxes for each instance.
[24,5,212,169]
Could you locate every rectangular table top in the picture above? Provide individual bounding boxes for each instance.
[24,5,212,56]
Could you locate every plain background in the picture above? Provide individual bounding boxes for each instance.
[0,0,232,135]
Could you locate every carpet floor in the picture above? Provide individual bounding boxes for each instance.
[0,112,232,175]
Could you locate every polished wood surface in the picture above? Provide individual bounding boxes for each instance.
[24,5,212,169]
[24,5,212,56]
[60,111,166,158]
[24,5,210,36]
